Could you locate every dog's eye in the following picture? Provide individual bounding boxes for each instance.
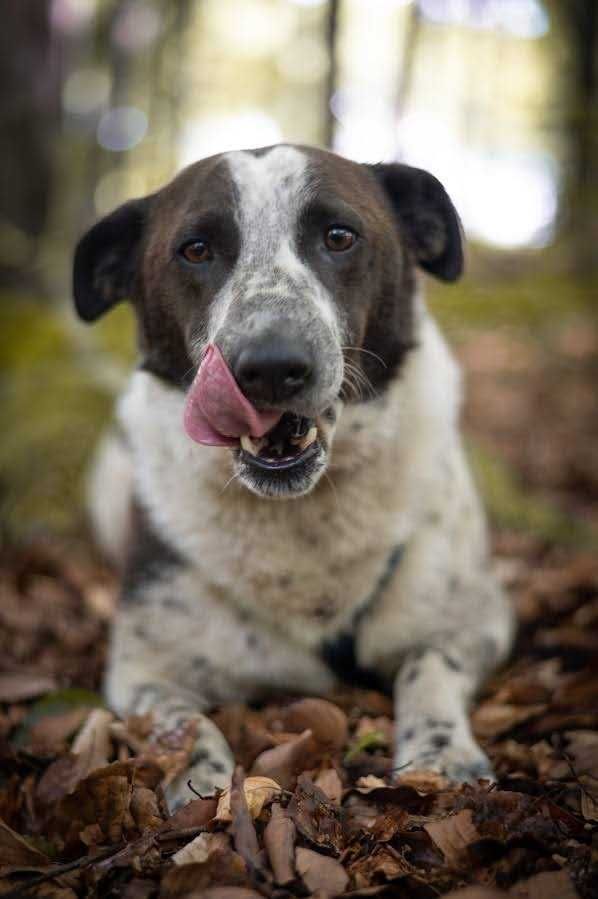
[324,226,357,252]
[180,240,213,264]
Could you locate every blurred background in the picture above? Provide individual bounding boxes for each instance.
[0,0,596,548]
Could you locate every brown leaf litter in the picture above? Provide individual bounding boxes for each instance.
[0,537,597,897]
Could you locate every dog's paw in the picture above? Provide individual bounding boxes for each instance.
[166,758,233,812]
[394,726,494,784]
[165,719,235,812]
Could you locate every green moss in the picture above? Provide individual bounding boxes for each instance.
[0,295,118,537]
[0,297,71,371]
[429,275,598,334]
[94,303,136,364]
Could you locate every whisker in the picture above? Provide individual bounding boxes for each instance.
[341,372,363,402]
[220,472,240,494]
[343,360,375,400]
[323,470,341,513]
[179,362,198,387]
[348,367,376,398]
[341,346,387,368]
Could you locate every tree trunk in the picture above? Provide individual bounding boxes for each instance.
[552,0,598,278]
[0,0,61,290]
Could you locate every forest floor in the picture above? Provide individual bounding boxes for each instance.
[0,307,597,898]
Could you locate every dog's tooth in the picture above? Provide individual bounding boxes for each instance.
[240,435,259,456]
[299,426,318,450]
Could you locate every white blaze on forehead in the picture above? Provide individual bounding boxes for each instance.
[209,146,338,336]
[227,146,307,251]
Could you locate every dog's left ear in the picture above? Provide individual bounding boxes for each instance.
[73,197,150,322]
[368,163,463,281]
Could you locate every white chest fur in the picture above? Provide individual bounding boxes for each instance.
[118,308,461,649]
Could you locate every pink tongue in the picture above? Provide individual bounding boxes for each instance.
[183,344,282,446]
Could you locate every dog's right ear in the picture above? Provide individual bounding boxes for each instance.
[73,197,149,322]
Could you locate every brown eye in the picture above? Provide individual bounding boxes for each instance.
[181,240,212,264]
[324,226,357,252]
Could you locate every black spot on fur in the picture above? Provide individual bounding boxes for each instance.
[162,596,187,610]
[405,666,419,684]
[321,632,389,693]
[442,653,463,672]
[314,596,337,620]
[425,717,455,730]
[189,747,212,767]
[122,501,183,599]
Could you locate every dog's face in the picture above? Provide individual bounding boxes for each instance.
[74,145,462,498]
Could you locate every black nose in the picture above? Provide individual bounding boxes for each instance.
[233,336,314,405]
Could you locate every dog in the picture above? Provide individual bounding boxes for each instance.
[74,144,514,809]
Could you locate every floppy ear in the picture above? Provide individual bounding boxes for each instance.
[73,197,149,322]
[368,163,464,281]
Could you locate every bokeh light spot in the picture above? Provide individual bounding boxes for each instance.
[63,67,111,117]
[97,107,148,152]
[113,1,162,51]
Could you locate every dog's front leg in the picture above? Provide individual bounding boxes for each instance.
[105,588,234,811]
[393,647,493,783]
[129,681,234,809]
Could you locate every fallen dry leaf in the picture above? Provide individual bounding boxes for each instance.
[0,673,57,702]
[296,846,349,894]
[443,890,508,898]
[46,759,163,851]
[278,698,348,750]
[424,809,481,868]
[216,775,280,822]
[288,775,344,853]
[354,774,387,793]
[251,728,316,788]
[395,769,450,792]
[161,843,249,894]
[348,843,414,883]
[28,706,91,750]
[130,785,165,831]
[163,796,217,830]
[71,707,114,768]
[264,802,296,885]
[172,831,229,866]
[472,702,548,738]
[0,818,49,869]
[509,870,580,898]
[229,767,260,869]
[315,767,343,804]
[191,890,264,899]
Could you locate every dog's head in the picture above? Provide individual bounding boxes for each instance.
[74,145,462,499]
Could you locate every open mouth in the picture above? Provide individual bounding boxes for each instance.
[239,412,319,471]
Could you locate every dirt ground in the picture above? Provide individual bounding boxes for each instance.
[0,319,596,898]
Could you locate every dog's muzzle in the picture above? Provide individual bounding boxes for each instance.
[183,339,335,498]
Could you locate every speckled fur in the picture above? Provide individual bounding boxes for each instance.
[79,145,514,809]
[99,299,513,807]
